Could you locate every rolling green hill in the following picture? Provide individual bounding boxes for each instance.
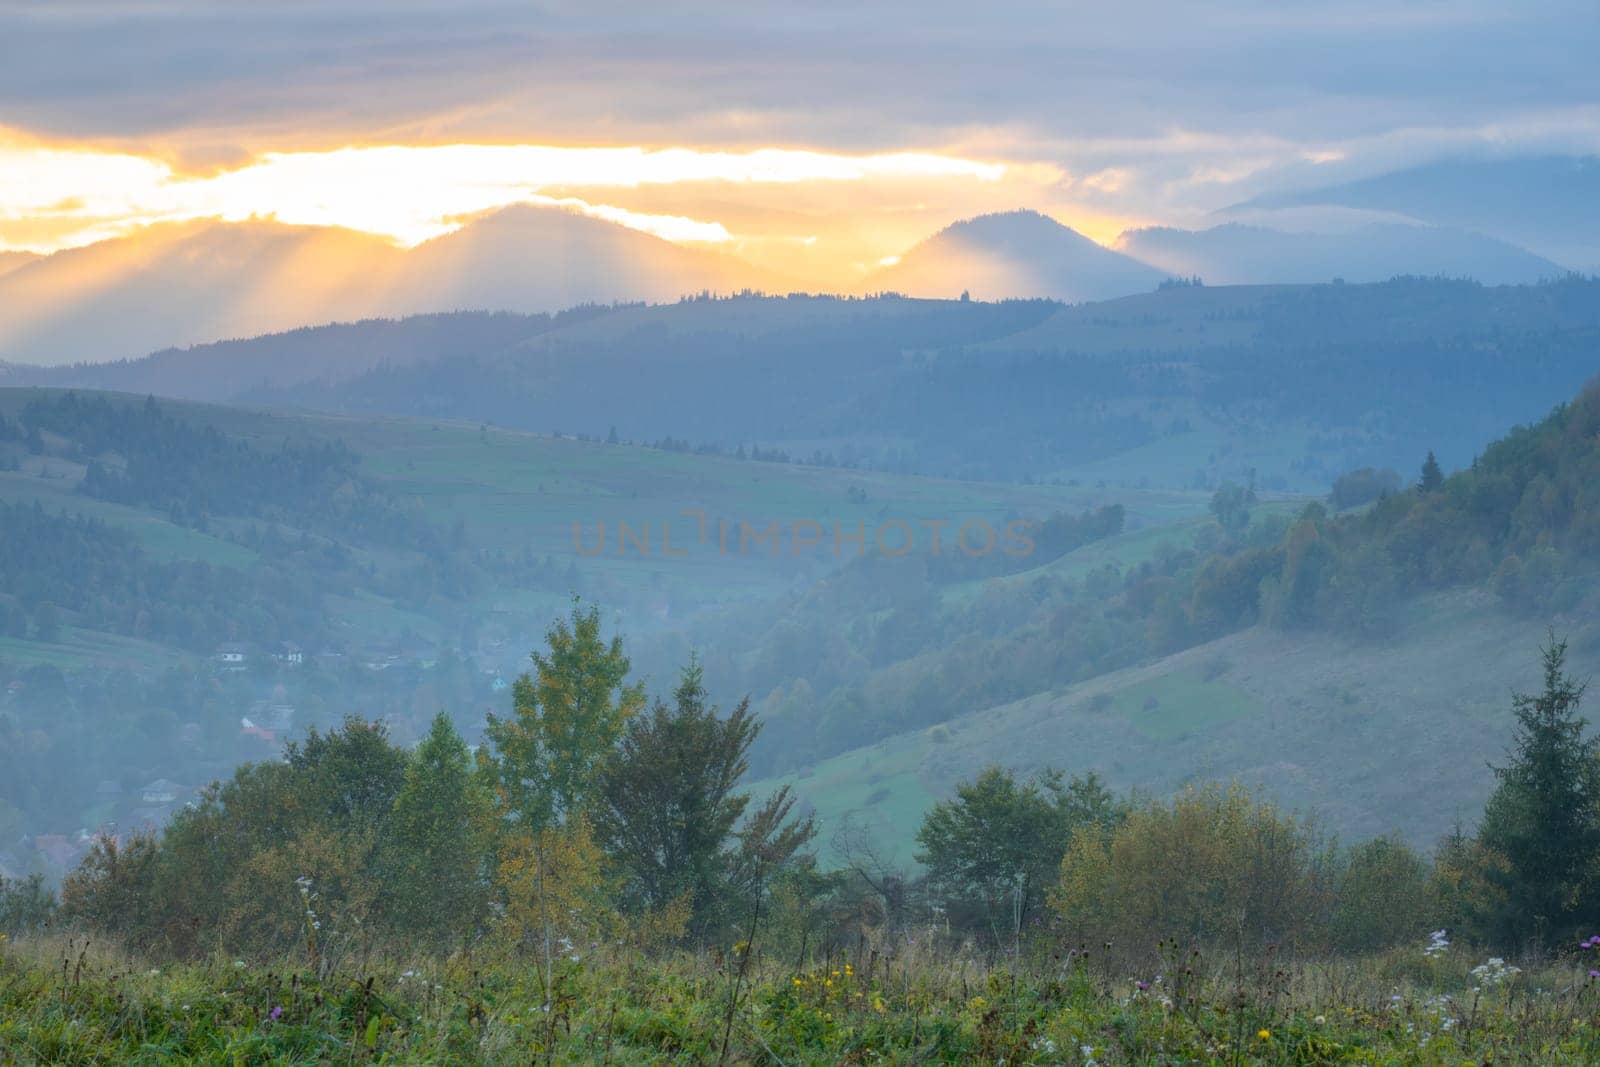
[759,378,1600,864]
[0,387,1214,857]
[2,388,1189,668]
[763,587,1600,867]
[21,278,1600,491]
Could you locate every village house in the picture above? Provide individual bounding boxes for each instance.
[214,642,252,670]
[240,716,277,745]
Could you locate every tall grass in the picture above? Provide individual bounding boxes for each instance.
[6,931,1600,1063]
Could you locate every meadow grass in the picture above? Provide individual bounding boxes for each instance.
[5,933,1600,1064]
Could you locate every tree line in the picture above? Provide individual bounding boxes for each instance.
[7,611,1595,970]
[40,604,816,958]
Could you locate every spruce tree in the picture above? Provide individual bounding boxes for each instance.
[1477,633,1598,946]
[1418,450,1444,492]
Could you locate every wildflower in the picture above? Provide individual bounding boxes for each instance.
[1424,929,1450,957]
[1470,958,1521,987]
[270,1006,283,1021]
[1135,980,1150,992]
[1257,1029,1272,1040]
[1589,970,1599,979]
[1314,1014,1326,1025]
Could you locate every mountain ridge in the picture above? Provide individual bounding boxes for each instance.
[869,209,1167,302]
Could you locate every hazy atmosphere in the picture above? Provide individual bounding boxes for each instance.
[2,3,1600,1063]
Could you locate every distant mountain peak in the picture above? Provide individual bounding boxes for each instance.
[1222,154,1600,268]
[0,209,786,366]
[871,208,1163,302]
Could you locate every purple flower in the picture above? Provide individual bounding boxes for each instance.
[1590,970,1600,979]
[1135,981,1150,991]
[270,1006,283,1020]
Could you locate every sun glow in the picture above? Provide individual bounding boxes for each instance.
[0,135,1007,254]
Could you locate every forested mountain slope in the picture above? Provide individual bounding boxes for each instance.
[759,379,1600,857]
[22,277,1600,490]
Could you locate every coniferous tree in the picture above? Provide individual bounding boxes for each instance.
[1418,450,1444,492]
[1476,634,1599,946]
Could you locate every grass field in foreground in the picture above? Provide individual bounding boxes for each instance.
[4,935,1598,1064]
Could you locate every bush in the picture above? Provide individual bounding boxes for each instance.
[1329,836,1432,953]
[1053,783,1333,952]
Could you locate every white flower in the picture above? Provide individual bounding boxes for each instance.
[1470,958,1521,986]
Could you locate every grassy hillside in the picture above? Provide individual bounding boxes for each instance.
[763,376,1600,864]
[764,587,1600,867]
[2,388,1179,667]
[0,388,1213,853]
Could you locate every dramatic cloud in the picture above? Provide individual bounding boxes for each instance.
[1,0,1596,267]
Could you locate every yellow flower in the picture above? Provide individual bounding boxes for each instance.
[872,995,886,1013]
[792,977,803,987]
[1257,1029,1272,1040]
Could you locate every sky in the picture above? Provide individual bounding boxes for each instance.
[2,0,1597,280]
